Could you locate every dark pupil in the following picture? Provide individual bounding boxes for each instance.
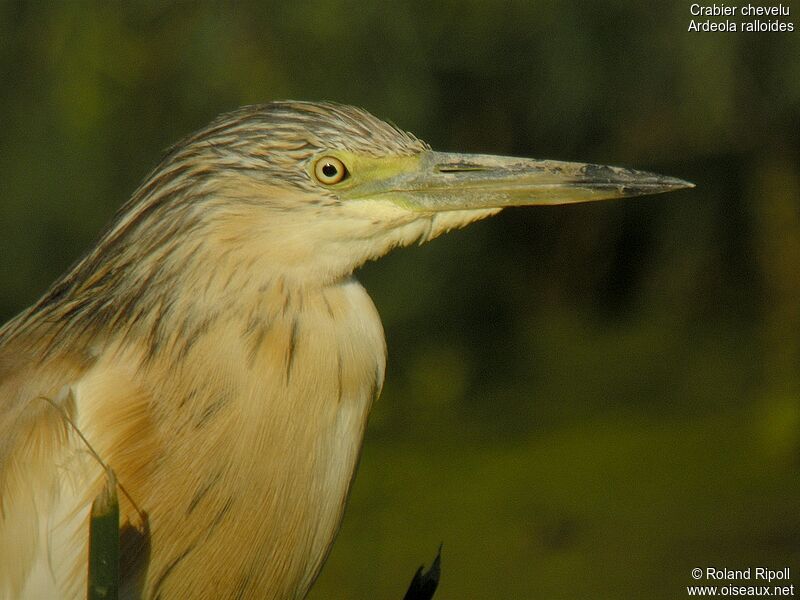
[322,163,338,178]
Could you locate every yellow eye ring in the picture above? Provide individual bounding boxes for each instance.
[314,156,348,185]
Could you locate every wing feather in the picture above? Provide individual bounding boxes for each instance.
[0,334,154,599]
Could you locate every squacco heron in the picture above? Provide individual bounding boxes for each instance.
[0,101,691,599]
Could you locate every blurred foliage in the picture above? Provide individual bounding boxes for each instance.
[1,2,799,598]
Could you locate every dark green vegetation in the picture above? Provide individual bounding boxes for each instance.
[1,3,798,598]
[88,470,120,600]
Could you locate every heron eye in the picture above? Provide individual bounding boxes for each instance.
[314,156,348,185]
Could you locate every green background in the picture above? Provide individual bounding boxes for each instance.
[1,2,799,598]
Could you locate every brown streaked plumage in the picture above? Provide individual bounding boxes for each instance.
[0,101,691,599]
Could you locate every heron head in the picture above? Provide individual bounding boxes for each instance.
[122,101,692,285]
